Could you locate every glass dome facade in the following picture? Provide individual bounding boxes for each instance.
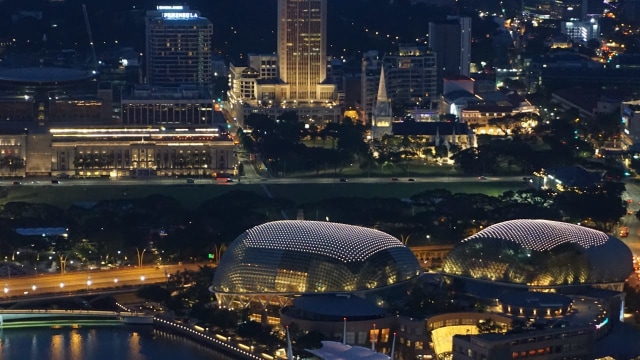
[442,220,633,287]
[212,220,421,295]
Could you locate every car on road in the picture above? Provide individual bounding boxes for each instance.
[620,227,630,238]
[51,179,59,184]
[339,178,348,182]
[12,181,20,185]
[408,178,416,182]
[478,176,487,180]
[186,178,195,184]
[391,177,399,181]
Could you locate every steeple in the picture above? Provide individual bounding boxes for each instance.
[371,65,392,137]
[377,65,388,103]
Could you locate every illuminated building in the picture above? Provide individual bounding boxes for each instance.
[442,220,633,291]
[19,127,235,177]
[561,17,600,44]
[452,326,595,360]
[213,220,422,352]
[534,166,603,193]
[212,220,422,308]
[361,45,438,124]
[145,5,212,86]
[621,99,640,150]
[277,0,327,100]
[120,85,216,125]
[227,1,340,126]
[370,66,392,137]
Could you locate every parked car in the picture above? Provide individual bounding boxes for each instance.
[339,178,348,182]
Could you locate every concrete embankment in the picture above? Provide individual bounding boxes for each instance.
[153,317,266,360]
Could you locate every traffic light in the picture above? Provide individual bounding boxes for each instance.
[208,253,214,259]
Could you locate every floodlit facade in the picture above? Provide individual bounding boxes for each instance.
[145,5,212,85]
[212,220,422,308]
[277,0,327,100]
[442,220,633,290]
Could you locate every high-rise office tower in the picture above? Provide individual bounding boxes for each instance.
[361,45,437,122]
[428,16,471,94]
[145,5,213,86]
[277,0,327,100]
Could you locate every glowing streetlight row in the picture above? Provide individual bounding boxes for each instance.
[2,276,147,298]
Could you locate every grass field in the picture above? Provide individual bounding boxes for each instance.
[0,181,526,209]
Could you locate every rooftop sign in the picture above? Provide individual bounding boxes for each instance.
[162,12,198,19]
[157,5,184,10]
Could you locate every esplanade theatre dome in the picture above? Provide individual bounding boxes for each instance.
[212,220,421,307]
[442,220,633,288]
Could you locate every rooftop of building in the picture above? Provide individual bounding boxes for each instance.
[286,294,386,320]
[443,75,473,81]
[0,67,95,84]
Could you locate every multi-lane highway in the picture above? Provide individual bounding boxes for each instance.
[7,175,524,187]
[0,263,205,300]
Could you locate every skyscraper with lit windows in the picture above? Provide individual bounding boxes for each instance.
[277,0,327,100]
[145,5,212,86]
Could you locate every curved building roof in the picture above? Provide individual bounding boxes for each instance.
[212,220,421,295]
[0,67,95,84]
[442,220,633,287]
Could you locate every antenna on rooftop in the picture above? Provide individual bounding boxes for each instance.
[82,4,98,71]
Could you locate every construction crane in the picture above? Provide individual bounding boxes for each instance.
[82,4,98,72]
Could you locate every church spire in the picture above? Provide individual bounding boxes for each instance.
[376,65,388,103]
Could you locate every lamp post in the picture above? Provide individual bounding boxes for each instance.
[86,277,92,292]
[136,247,147,268]
[3,285,8,298]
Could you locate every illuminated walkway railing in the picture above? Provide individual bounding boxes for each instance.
[154,317,265,360]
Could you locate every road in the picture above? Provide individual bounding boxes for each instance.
[9,175,524,187]
[621,179,640,256]
[0,263,205,300]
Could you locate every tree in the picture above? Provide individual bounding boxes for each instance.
[237,320,264,341]
[137,285,171,303]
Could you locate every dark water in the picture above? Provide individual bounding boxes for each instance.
[0,324,234,360]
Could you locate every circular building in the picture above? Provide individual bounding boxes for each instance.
[442,220,633,291]
[212,220,422,308]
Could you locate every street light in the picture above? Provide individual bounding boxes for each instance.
[59,282,64,289]
[87,277,92,291]
[114,278,119,284]
[3,286,8,297]
[31,285,37,291]
[140,275,145,282]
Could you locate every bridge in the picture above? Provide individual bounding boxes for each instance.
[0,309,153,328]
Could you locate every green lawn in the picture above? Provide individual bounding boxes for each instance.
[266,181,525,205]
[0,181,525,209]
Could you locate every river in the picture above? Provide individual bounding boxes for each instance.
[0,322,234,360]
